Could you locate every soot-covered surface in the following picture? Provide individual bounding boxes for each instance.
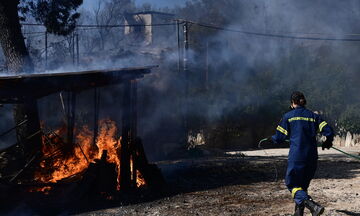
[0,66,156,103]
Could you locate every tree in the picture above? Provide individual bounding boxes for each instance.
[93,0,134,50]
[0,0,82,171]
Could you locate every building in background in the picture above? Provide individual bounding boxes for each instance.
[124,11,175,46]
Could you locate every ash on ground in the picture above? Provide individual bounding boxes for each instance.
[75,147,360,216]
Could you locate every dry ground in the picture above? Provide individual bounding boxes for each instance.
[76,147,360,216]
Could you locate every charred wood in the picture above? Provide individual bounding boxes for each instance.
[120,81,132,191]
[134,138,165,189]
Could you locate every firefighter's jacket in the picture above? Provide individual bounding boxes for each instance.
[272,106,334,162]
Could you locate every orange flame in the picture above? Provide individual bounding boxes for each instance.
[136,170,146,187]
[35,119,145,189]
[29,186,52,195]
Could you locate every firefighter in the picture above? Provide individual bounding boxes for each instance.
[269,91,334,216]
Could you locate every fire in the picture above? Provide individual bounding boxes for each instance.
[136,170,146,187]
[29,186,52,195]
[35,119,146,189]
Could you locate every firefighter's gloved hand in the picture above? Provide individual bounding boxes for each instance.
[322,136,333,150]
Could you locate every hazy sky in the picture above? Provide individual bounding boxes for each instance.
[82,0,186,9]
[136,0,186,7]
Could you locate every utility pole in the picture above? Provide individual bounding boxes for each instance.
[263,1,269,33]
[76,33,79,66]
[183,22,189,79]
[205,41,209,90]
[45,32,48,70]
[72,32,75,66]
[176,20,182,76]
[183,21,189,144]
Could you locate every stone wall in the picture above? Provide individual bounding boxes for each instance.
[333,132,360,147]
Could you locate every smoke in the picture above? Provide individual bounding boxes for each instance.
[219,0,360,108]
[193,1,360,143]
[135,0,186,8]
[70,1,360,155]
[140,0,360,152]
[1,0,360,159]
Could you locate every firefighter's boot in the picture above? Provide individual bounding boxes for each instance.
[304,198,324,216]
[293,203,305,216]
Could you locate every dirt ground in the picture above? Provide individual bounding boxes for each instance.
[76,147,360,216]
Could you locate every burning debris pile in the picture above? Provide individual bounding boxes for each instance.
[2,118,155,200]
[36,119,145,189]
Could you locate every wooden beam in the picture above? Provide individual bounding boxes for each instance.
[130,80,138,187]
[120,80,132,191]
[0,66,156,103]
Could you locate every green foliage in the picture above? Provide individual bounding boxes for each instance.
[338,105,360,135]
[22,0,83,35]
[174,0,360,146]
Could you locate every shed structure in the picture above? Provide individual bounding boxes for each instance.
[0,65,157,191]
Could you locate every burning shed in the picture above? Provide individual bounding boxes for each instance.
[0,65,164,203]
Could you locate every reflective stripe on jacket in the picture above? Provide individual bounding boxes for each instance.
[272,106,334,162]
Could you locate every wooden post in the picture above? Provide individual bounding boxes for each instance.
[14,98,42,159]
[130,80,138,187]
[67,92,76,145]
[120,80,132,191]
[93,88,100,148]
